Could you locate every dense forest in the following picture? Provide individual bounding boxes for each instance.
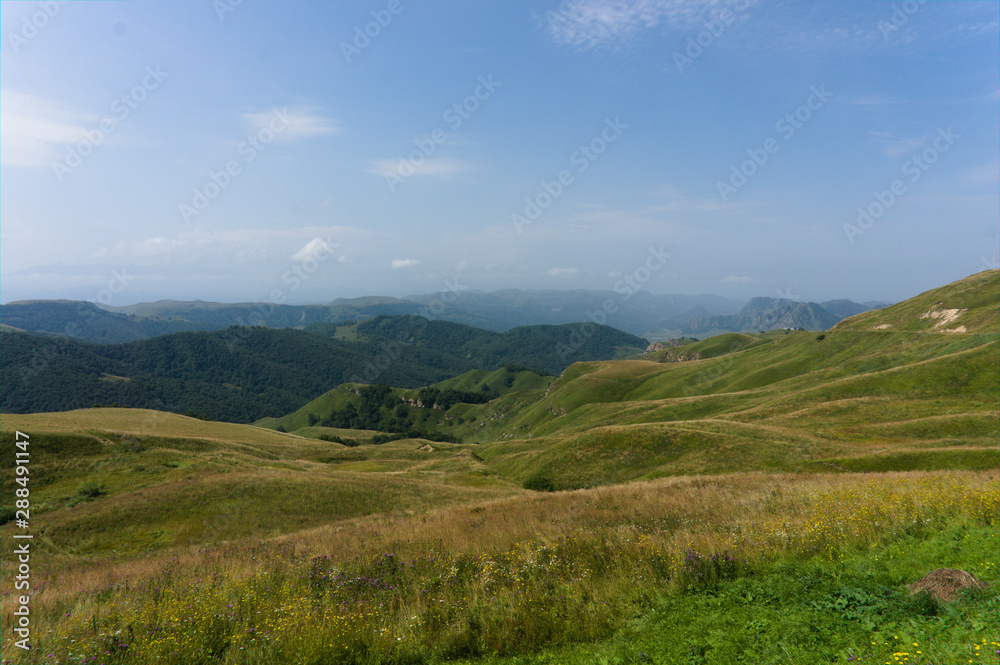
[308,314,649,376]
[0,317,646,423]
[315,383,493,441]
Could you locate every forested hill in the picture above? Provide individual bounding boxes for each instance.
[0,300,216,343]
[0,318,647,423]
[308,314,649,376]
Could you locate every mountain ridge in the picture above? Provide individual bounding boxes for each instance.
[2,289,882,345]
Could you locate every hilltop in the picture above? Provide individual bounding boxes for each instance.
[832,270,998,334]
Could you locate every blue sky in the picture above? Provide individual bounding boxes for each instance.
[1,0,997,307]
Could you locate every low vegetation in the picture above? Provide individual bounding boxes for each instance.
[1,272,997,664]
[0,469,995,664]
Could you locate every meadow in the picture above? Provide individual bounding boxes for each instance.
[2,272,997,664]
[2,468,996,664]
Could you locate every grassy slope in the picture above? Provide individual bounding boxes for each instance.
[259,368,555,435]
[0,272,996,664]
[1,470,995,664]
[468,329,998,487]
[0,410,520,555]
[833,269,998,333]
[449,272,999,487]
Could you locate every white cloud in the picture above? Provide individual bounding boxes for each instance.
[392,259,420,269]
[0,89,93,167]
[242,106,339,142]
[545,0,756,49]
[723,275,754,283]
[547,267,579,277]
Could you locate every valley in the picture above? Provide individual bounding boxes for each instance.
[0,271,997,664]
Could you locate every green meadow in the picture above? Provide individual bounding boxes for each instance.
[1,270,997,664]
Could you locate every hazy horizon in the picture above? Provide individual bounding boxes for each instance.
[2,1,997,308]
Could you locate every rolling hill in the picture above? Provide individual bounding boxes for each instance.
[0,272,995,665]
[263,271,998,487]
[0,318,645,422]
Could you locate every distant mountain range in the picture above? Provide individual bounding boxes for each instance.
[0,289,889,345]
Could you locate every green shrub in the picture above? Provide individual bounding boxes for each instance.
[77,481,103,499]
[523,474,555,492]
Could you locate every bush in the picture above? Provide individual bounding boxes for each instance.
[77,481,103,499]
[319,434,359,447]
[523,474,555,492]
[816,333,826,341]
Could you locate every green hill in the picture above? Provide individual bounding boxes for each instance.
[260,366,556,437]
[252,271,1000,484]
[393,272,991,486]
[0,300,215,343]
[1,316,637,423]
[0,326,470,422]
[307,314,649,376]
[461,324,997,486]
[833,270,998,334]
[0,272,996,665]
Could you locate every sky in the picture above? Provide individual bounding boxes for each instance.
[1,0,997,308]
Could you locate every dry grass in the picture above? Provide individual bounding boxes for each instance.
[907,568,988,603]
[2,469,995,664]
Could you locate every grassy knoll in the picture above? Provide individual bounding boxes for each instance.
[0,410,520,555]
[1,470,995,664]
